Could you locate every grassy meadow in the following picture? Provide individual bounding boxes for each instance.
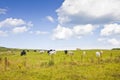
[0,49,120,80]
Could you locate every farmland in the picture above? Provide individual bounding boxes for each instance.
[0,48,120,80]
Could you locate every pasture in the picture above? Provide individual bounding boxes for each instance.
[0,49,120,80]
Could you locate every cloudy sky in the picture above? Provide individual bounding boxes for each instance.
[0,0,120,50]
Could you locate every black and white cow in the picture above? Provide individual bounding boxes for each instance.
[47,49,56,55]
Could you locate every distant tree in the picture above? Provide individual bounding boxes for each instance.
[112,48,120,50]
[0,46,8,51]
[34,50,37,52]
[27,50,29,52]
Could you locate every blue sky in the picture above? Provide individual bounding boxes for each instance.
[0,0,120,50]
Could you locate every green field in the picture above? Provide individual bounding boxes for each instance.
[0,49,120,80]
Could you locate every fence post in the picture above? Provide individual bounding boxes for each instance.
[110,53,113,61]
[4,57,8,70]
[0,57,2,64]
[24,57,27,67]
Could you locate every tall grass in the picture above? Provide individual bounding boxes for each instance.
[0,50,120,80]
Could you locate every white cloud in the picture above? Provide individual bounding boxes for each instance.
[12,26,28,34]
[52,24,96,40]
[55,0,120,41]
[101,23,120,36]
[52,25,73,40]
[0,30,7,36]
[56,0,120,24]
[73,24,97,38]
[107,38,120,46]
[98,38,106,42]
[98,37,120,46]
[46,16,54,23]
[27,21,33,27]
[0,8,7,14]
[0,18,26,28]
[29,30,49,35]
[99,23,120,47]
[35,31,49,35]
[0,18,33,34]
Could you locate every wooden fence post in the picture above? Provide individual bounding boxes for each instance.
[0,57,2,64]
[4,57,8,70]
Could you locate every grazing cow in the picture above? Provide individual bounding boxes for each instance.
[68,51,74,56]
[39,50,45,54]
[21,50,26,56]
[96,51,101,57]
[47,49,56,55]
[64,50,74,55]
[64,50,68,54]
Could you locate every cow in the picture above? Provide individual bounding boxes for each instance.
[96,51,101,57]
[64,50,74,56]
[64,50,68,54]
[39,50,45,54]
[20,50,26,56]
[47,49,56,55]
[68,51,74,56]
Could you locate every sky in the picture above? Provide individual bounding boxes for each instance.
[0,0,120,50]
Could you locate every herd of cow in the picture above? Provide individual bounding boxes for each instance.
[20,49,103,57]
[21,49,60,56]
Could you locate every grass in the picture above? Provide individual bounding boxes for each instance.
[0,50,120,80]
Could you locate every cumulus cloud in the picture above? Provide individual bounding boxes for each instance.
[0,30,7,36]
[73,24,97,38]
[27,21,33,27]
[0,18,33,34]
[98,38,106,42]
[0,18,26,28]
[56,0,120,24]
[52,24,96,40]
[12,26,28,34]
[35,31,49,35]
[98,37,120,46]
[29,30,49,35]
[46,16,54,23]
[101,23,120,36]
[0,8,7,14]
[52,25,73,40]
[107,38,120,46]
[54,0,120,41]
